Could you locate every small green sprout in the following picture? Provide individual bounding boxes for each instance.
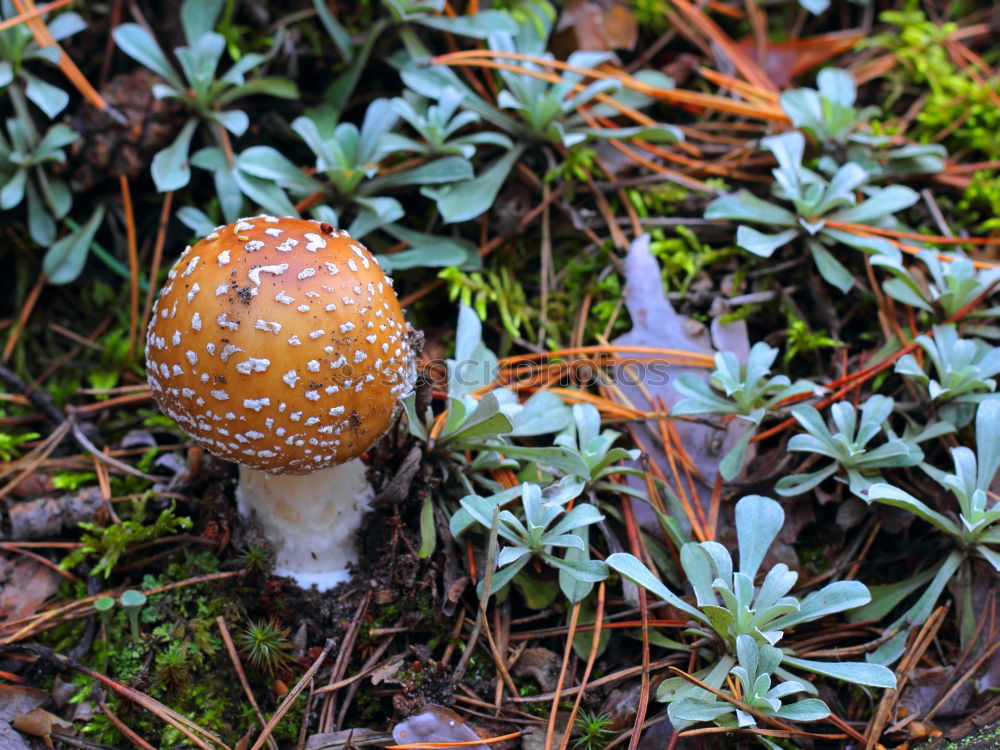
[119,589,147,640]
[94,596,115,635]
[572,710,616,750]
[237,620,294,675]
[238,542,272,575]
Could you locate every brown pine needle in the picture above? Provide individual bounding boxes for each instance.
[119,175,140,358]
[429,51,788,121]
[824,221,1000,269]
[544,600,580,750]
[216,617,278,750]
[558,584,606,750]
[141,191,174,346]
[0,0,72,32]
[667,0,776,92]
[10,0,121,121]
[2,271,45,363]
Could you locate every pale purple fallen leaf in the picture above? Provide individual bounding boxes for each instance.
[0,686,49,723]
[612,234,752,528]
[0,721,33,750]
[392,706,488,749]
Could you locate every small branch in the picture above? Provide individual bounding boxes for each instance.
[251,638,337,750]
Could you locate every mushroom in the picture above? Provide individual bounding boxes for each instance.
[145,216,416,590]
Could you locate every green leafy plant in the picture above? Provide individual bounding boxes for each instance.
[0,117,75,243]
[385,87,514,158]
[669,635,831,741]
[452,477,609,602]
[872,250,1000,320]
[238,542,272,575]
[490,0,555,36]
[439,265,533,340]
[405,306,637,497]
[552,403,642,490]
[606,495,895,717]
[404,306,564,459]
[784,310,842,363]
[402,18,679,223]
[954,170,1000,233]
[780,67,945,178]
[0,1,83,118]
[51,471,97,491]
[873,10,1000,160]
[233,96,482,269]
[154,641,197,690]
[112,0,297,191]
[401,306,513,461]
[385,0,518,37]
[895,324,1000,426]
[61,502,193,578]
[546,144,598,187]
[477,24,679,146]
[853,400,1000,634]
[705,130,920,292]
[0,429,39,462]
[774,395,952,499]
[0,5,103,279]
[673,342,815,479]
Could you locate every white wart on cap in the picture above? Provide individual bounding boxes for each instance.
[146,217,416,474]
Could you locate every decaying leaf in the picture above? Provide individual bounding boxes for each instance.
[11,707,75,749]
[369,656,405,686]
[736,30,865,88]
[0,557,62,622]
[552,0,637,55]
[8,487,104,540]
[511,647,561,693]
[0,686,49,722]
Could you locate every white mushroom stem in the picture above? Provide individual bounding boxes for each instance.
[235,460,374,591]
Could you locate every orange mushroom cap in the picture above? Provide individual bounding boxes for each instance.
[146,217,416,475]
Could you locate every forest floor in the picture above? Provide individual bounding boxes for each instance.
[2,0,1000,748]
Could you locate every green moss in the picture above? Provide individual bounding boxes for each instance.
[918,722,1000,749]
[871,9,1000,160]
[954,170,1000,233]
[57,548,275,747]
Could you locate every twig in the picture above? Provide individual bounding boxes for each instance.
[251,638,337,750]
[558,582,606,750]
[865,605,950,748]
[141,191,174,343]
[0,0,73,31]
[544,600,581,750]
[98,698,157,750]
[510,656,684,703]
[119,175,140,358]
[216,617,278,750]
[70,417,162,483]
[318,592,369,732]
